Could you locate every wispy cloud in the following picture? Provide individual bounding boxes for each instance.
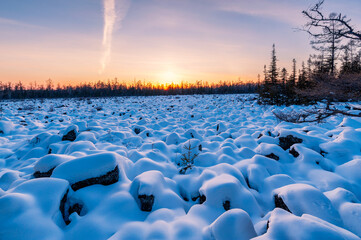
[99,0,130,74]
[0,17,45,29]
[212,0,313,26]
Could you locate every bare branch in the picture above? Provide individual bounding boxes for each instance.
[273,104,361,123]
[302,0,361,41]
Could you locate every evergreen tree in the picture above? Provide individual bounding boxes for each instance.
[281,68,288,86]
[289,59,297,86]
[268,44,279,84]
[340,47,352,75]
[263,65,269,84]
[298,62,307,89]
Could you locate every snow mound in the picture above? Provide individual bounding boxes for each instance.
[51,152,127,191]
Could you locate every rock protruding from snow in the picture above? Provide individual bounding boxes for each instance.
[51,152,126,191]
[199,174,262,218]
[274,184,342,226]
[274,195,291,213]
[59,189,86,225]
[278,135,303,150]
[130,171,184,212]
[255,209,359,240]
[33,154,75,178]
[138,194,154,212]
[61,125,79,142]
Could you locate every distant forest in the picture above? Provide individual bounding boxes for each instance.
[0,79,258,100]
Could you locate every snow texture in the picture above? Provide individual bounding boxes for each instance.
[1,94,361,239]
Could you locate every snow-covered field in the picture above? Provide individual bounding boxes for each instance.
[1,94,361,240]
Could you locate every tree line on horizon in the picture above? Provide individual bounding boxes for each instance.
[0,79,258,100]
[259,0,361,105]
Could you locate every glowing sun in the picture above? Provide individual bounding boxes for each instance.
[159,70,180,85]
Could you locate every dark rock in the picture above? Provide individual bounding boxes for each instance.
[71,166,119,191]
[68,203,83,218]
[33,167,55,178]
[191,195,199,202]
[320,150,327,157]
[59,190,69,224]
[245,177,251,189]
[138,194,154,212]
[62,129,76,142]
[289,147,300,158]
[59,189,85,225]
[134,128,141,135]
[199,195,206,204]
[198,144,202,152]
[279,135,303,150]
[266,153,280,161]
[191,194,207,204]
[223,200,231,211]
[274,195,291,213]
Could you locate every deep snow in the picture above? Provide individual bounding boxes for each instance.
[1,94,361,239]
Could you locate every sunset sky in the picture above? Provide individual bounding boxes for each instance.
[1,0,361,86]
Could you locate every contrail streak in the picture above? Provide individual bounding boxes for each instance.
[99,0,130,74]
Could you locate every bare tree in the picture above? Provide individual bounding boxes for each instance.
[302,0,361,41]
[302,0,361,75]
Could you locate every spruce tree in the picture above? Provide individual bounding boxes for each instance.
[289,59,297,86]
[268,44,279,85]
[281,68,288,86]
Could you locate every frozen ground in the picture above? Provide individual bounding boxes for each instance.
[1,94,361,240]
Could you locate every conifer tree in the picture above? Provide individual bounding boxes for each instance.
[281,68,288,86]
[268,44,279,85]
[289,59,297,86]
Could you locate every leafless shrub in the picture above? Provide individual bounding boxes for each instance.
[273,110,312,123]
[273,103,361,123]
[296,74,361,103]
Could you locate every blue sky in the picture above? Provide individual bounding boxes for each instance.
[1,0,361,85]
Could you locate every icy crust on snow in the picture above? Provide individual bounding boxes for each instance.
[1,95,361,239]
